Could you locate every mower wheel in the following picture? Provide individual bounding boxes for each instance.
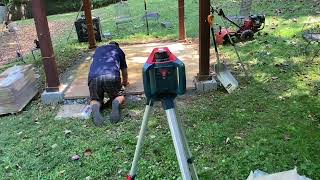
[240,30,254,41]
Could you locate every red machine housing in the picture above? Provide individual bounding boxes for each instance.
[215,13,265,45]
[216,28,236,45]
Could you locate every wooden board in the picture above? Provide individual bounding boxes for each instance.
[0,65,38,115]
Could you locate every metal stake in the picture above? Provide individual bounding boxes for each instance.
[144,0,150,35]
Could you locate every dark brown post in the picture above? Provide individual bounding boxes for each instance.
[178,0,186,41]
[83,0,96,49]
[199,0,210,76]
[32,0,60,92]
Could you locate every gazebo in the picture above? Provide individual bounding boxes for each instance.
[32,0,211,100]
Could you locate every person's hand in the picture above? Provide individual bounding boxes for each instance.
[122,81,129,87]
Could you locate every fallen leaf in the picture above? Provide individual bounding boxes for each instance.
[114,146,123,152]
[84,149,92,156]
[51,144,58,149]
[234,136,242,140]
[271,76,278,80]
[64,129,72,136]
[225,137,230,144]
[59,170,65,176]
[71,155,80,161]
[15,164,21,170]
[284,134,291,141]
[117,169,123,174]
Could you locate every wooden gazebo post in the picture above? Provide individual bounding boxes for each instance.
[178,0,186,41]
[83,0,96,49]
[198,0,210,77]
[32,0,60,92]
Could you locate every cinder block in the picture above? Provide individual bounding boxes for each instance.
[202,79,218,91]
[41,90,64,104]
[193,76,218,92]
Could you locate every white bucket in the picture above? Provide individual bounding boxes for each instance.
[0,5,7,23]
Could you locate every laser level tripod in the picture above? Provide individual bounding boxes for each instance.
[127,48,199,180]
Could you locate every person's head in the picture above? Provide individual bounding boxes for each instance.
[109,41,119,48]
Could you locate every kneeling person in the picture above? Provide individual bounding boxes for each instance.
[88,42,128,125]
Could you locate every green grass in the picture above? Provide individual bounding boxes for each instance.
[1,0,320,179]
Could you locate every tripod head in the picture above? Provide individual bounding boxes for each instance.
[143,47,186,102]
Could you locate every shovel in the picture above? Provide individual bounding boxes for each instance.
[208,13,238,93]
[218,13,249,79]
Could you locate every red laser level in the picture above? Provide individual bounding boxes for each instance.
[143,47,186,101]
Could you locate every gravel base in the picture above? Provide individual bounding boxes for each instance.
[64,98,89,105]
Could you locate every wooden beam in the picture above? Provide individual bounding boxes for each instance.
[198,0,210,76]
[32,0,60,92]
[178,0,186,41]
[83,0,96,49]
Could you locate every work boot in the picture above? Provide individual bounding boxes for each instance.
[110,99,121,124]
[91,104,104,126]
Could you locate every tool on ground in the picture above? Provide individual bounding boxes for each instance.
[127,47,198,180]
[143,0,150,35]
[214,6,249,78]
[208,10,238,93]
[213,7,265,45]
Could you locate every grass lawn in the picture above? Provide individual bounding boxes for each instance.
[0,0,320,179]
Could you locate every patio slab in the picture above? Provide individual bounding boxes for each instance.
[63,41,203,99]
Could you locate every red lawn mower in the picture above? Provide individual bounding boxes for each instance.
[212,7,265,45]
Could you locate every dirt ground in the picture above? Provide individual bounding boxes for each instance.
[0,21,69,65]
